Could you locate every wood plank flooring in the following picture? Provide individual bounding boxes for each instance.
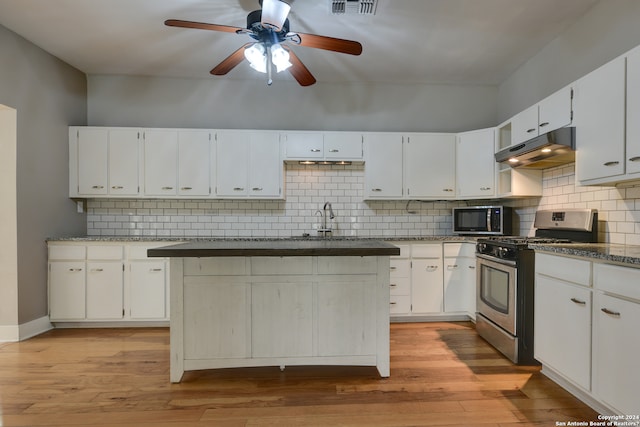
[0,322,599,426]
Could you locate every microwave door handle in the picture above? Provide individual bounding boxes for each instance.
[487,209,492,232]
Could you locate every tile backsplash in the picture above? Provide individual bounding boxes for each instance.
[87,163,640,243]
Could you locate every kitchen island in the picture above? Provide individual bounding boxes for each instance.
[148,239,400,383]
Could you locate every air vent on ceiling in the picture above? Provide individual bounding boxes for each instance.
[331,0,377,15]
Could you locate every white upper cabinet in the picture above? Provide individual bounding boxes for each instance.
[511,85,573,146]
[217,130,282,199]
[456,128,496,199]
[282,131,363,161]
[626,45,640,176]
[575,56,626,184]
[72,127,140,197]
[177,130,212,197]
[144,129,179,196]
[404,133,456,199]
[363,133,404,199]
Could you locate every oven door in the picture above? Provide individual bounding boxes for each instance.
[476,254,517,335]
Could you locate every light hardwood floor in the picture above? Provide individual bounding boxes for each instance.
[0,322,598,426]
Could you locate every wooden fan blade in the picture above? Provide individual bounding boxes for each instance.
[165,19,243,34]
[289,32,362,56]
[211,43,252,75]
[283,47,316,86]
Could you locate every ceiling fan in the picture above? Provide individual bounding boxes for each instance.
[165,0,363,86]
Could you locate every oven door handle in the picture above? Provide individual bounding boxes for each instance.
[476,253,517,267]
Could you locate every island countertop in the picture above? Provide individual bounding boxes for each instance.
[147,238,401,258]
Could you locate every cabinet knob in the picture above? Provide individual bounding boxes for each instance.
[603,161,620,167]
[539,122,549,128]
[570,297,586,305]
[92,185,104,189]
[111,186,124,190]
[601,307,621,317]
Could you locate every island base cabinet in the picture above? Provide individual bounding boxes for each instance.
[171,256,390,383]
[593,292,640,415]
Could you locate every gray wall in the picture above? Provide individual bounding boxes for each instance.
[87,75,497,133]
[498,0,640,121]
[0,24,87,325]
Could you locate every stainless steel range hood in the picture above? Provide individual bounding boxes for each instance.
[495,127,575,169]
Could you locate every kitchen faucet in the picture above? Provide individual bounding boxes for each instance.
[317,202,335,237]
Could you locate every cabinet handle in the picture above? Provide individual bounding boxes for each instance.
[527,128,537,133]
[162,186,174,190]
[150,268,163,272]
[111,186,123,190]
[91,268,104,272]
[92,185,104,189]
[68,268,82,272]
[328,149,339,153]
[570,297,586,305]
[389,302,397,306]
[310,148,321,152]
[539,122,550,128]
[372,188,383,192]
[233,187,245,191]
[468,266,475,269]
[252,187,263,191]
[390,283,397,288]
[480,187,491,191]
[447,264,458,269]
[181,187,192,191]
[426,265,439,271]
[603,161,620,167]
[443,188,454,192]
[390,266,397,270]
[601,307,621,317]
[629,156,640,162]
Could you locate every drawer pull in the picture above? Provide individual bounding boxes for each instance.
[91,268,104,272]
[371,188,383,192]
[443,188,454,192]
[68,268,82,272]
[328,149,339,153]
[629,156,640,162]
[150,268,163,272]
[603,161,620,167]
[233,187,245,191]
[310,148,321,152]
[539,122,549,128]
[570,298,586,305]
[527,128,537,133]
[389,266,397,270]
[480,187,491,191]
[181,187,193,191]
[389,302,397,306]
[162,186,174,190]
[447,264,458,269]
[252,187,263,191]
[92,185,104,189]
[390,283,397,288]
[601,308,621,317]
[426,265,439,271]
[111,186,124,190]
[468,266,476,269]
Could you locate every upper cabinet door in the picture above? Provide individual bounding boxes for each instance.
[575,56,626,183]
[456,128,496,199]
[363,133,403,199]
[282,132,324,159]
[248,132,282,198]
[511,104,540,146]
[323,132,363,160]
[178,130,211,196]
[538,85,573,134]
[108,129,140,196]
[405,133,456,199]
[77,128,109,195]
[627,45,640,176]
[144,130,178,196]
[216,131,249,197]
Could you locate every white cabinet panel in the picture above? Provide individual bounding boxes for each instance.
[405,133,456,199]
[130,261,167,319]
[411,258,444,313]
[538,85,573,134]
[626,45,640,176]
[323,132,363,159]
[511,104,540,145]
[456,128,496,198]
[49,261,86,320]
[144,129,178,196]
[248,131,282,198]
[77,128,108,195]
[282,132,323,159]
[363,133,403,199]
[86,261,123,320]
[216,131,249,196]
[178,130,211,196]
[443,256,476,315]
[108,129,140,196]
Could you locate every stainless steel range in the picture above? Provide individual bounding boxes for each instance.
[475,209,598,365]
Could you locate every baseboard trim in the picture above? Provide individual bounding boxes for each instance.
[0,316,53,342]
[540,365,615,415]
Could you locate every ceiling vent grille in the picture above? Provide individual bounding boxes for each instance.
[331,0,377,15]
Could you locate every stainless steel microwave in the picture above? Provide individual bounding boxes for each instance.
[452,206,513,235]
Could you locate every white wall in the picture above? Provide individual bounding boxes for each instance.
[0,24,87,327]
[498,0,640,121]
[87,75,498,133]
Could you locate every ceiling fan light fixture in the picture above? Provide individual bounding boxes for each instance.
[271,43,292,72]
[260,0,291,32]
[244,43,267,73]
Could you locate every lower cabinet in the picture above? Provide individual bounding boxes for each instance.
[48,241,173,324]
[390,241,476,320]
[534,252,640,416]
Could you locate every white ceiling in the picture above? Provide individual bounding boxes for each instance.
[0,0,599,86]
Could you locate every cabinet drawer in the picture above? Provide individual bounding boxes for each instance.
[594,263,640,301]
[390,295,411,314]
[390,244,410,259]
[536,253,591,286]
[184,258,247,276]
[411,244,442,258]
[49,245,86,260]
[443,242,475,257]
[251,257,313,275]
[390,259,410,278]
[317,257,377,275]
[87,245,123,260]
[389,278,410,296]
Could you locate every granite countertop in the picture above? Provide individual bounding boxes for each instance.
[147,239,401,257]
[46,235,478,243]
[529,243,640,266]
